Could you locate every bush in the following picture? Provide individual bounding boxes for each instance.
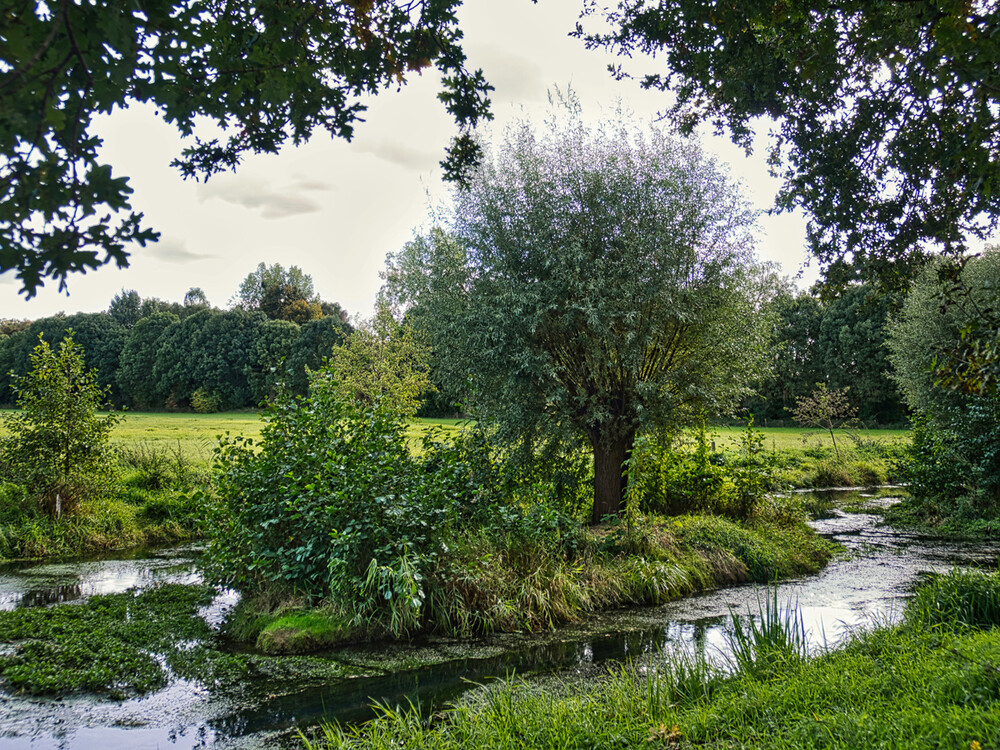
[205,367,465,635]
[190,388,223,414]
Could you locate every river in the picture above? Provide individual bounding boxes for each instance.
[0,489,997,749]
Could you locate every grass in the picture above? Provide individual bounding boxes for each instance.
[1,409,908,474]
[304,569,1000,750]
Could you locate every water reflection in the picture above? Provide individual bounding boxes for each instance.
[0,546,202,610]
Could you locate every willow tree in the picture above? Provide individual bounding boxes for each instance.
[398,104,775,523]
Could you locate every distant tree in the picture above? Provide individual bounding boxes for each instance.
[284,316,353,396]
[108,290,143,328]
[817,285,904,424]
[117,312,179,409]
[248,318,300,406]
[320,301,351,323]
[183,287,210,308]
[749,290,826,422]
[0,334,121,517]
[791,383,857,460]
[397,104,774,522]
[234,262,323,323]
[3,314,125,403]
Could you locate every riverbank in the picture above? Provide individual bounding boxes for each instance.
[308,568,1000,750]
[0,489,993,749]
[229,504,835,654]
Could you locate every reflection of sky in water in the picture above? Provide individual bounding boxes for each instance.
[0,549,202,610]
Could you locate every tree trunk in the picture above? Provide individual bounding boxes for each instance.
[590,431,635,525]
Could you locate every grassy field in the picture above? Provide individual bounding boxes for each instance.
[1,409,910,474]
[100,412,908,451]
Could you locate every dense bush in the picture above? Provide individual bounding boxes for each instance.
[205,368,475,633]
[629,421,778,519]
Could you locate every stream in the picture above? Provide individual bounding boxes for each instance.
[1,489,998,749]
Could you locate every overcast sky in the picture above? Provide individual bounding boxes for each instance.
[1,0,819,322]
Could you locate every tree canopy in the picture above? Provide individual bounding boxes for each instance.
[1,0,492,296]
[388,104,775,522]
[232,262,323,323]
[579,0,1000,286]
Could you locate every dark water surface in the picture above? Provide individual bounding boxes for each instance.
[1,489,998,749]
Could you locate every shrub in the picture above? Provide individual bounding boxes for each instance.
[190,388,223,414]
[205,366,463,635]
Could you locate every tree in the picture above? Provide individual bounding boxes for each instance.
[108,290,144,328]
[886,250,1000,507]
[791,383,857,460]
[1,0,492,297]
[283,315,353,395]
[328,303,433,418]
[233,262,323,323]
[116,311,178,408]
[579,1,1000,286]
[816,284,904,424]
[0,333,121,516]
[183,287,210,308]
[396,105,774,523]
[888,251,1000,421]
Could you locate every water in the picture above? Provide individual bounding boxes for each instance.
[1,489,998,749]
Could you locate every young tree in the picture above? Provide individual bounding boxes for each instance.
[394,103,775,522]
[0,333,121,516]
[791,383,857,460]
[329,303,433,418]
[1,0,492,296]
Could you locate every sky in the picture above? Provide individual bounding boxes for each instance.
[1,0,818,322]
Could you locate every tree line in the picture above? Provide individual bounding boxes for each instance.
[0,264,351,411]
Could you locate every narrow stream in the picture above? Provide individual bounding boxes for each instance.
[1,489,998,750]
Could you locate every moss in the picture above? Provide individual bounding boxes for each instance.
[257,611,356,654]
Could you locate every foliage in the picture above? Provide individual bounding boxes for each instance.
[630,419,778,519]
[205,365,460,634]
[0,333,121,516]
[328,303,433,418]
[115,311,178,408]
[1,0,492,296]
[749,285,904,424]
[390,100,775,522]
[578,1,1000,287]
[888,251,1000,514]
[233,262,323,323]
[791,383,858,460]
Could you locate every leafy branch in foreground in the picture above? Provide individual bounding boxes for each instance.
[0,0,493,296]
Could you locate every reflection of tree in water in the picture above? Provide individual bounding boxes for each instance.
[20,584,84,608]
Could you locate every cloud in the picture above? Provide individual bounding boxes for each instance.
[197,175,328,219]
[352,138,441,171]
[146,237,215,263]
[474,44,545,102]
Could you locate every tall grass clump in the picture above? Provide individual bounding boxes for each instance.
[905,568,1000,631]
[726,590,809,677]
